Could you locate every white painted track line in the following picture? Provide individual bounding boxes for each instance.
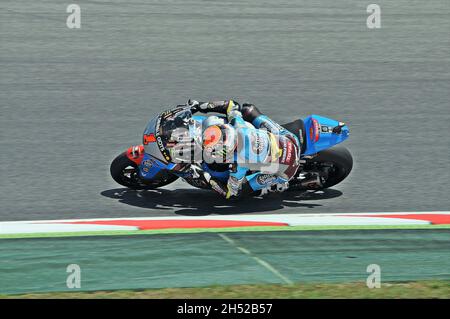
[218,233,293,285]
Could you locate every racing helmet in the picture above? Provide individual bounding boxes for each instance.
[202,123,236,164]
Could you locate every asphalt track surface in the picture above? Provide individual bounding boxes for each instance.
[1,0,449,221]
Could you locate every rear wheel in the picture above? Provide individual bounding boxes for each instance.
[110,153,178,190]
[291,145,353,190]
[307,145,353,188]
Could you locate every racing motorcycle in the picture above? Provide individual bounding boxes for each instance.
[110,106,353,195]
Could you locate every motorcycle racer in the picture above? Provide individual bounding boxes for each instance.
[166,99,304,199]
[112,101,352,197]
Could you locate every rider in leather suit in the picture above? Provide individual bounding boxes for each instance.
[179,99,302,199]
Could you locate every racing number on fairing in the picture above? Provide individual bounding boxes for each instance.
[143,133,156,145]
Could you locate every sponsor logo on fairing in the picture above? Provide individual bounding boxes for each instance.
[310,118,320,142]
[256,174,277,185]
[142,159,154,167]
[279,138,294,165]
[161,107,185,120]
[285,142,293,163]
[156,136,164,152]
[153,115,171,161]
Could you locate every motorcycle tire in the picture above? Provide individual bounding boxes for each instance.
[310,145,353,188]
[110,152,178,190]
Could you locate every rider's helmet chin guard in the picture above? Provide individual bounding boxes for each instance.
[202,123,236,164]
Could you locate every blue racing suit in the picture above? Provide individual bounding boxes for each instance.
[192,100,301,199]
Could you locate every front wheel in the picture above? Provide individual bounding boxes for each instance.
[110,153,178,190]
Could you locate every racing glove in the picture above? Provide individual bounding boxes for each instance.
[187,99,241,116]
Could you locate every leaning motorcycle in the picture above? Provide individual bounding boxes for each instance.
[110,106,353,194]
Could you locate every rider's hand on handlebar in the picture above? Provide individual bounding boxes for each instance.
[187,99,211,113]
[225,100,242,120]
[187,99,199,109]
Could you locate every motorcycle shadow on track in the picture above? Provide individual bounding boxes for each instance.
[100,188,343,216]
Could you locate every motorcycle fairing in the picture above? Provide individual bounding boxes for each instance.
[302,115,349,156]
[200,163,229,182]
[142,115,169,164]
[139,111,349,185]
[139,153,176,179]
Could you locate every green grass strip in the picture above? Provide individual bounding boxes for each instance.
[1,224,450,239]
[2,280,449,299]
